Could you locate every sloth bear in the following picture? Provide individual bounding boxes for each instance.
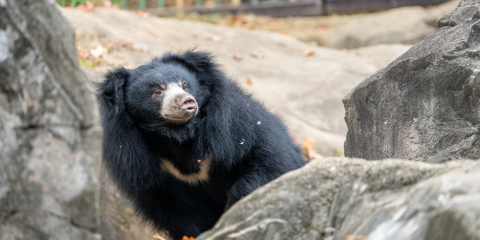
[97,51,305,239]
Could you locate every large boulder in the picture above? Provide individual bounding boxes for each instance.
[343,0,480,162]
[197,158,480,240]
[0,0,101,239]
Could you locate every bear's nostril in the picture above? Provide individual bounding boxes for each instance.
[180,96,196,106]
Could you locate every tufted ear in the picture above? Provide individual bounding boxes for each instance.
[157,50,227,88]
[97,68,163,196]
[97,67,130,116]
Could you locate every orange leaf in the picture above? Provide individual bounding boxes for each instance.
[78,1,95,12]
[135,11,149,18]
[303,49,314,57]
[245,78,253,86]
[316,22,332,29]
[181,237,195,240]
[171,46,184,52]
[301,138,323,160]
[232,54,243,61]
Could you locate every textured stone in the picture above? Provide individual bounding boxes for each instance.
[0,0,101,239]
[343,0,480,162]
[197,158,480,240]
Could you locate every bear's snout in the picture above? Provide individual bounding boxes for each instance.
[161,83,199,124]
[179,95,198,113]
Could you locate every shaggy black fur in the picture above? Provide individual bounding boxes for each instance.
[97,51,305,240]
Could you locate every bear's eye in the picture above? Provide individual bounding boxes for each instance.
[154,90,163,96]
[182,84,188,91]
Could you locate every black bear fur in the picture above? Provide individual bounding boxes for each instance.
[97,51,305,240]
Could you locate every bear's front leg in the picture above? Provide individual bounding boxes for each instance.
[224,174,267,211]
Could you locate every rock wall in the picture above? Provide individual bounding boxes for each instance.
[197,158,480,240]
[343,0,480,162]
[0,0,101,239]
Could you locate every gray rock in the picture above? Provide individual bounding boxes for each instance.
[196,158,480,240]
[343,0,480,162]
[0,0,101,239]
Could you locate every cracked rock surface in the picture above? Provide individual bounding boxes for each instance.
[343,0,480,162]
[0,0,101,239]
[196,158,480,240]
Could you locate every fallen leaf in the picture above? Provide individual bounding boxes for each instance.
[205,34,222,42]
[76,46,89,60]
[103,0,112,8]
[336,148,344,157]
[90,46,105,58]
[316,22,332,29]
[171,46,184,52]
[302,138,323,160]
[232,54,243,61]
[135,11,149,18]
[182,237,195,240]
[250,51,264,59]
[245,77,253,86]
[303,49,314,57]
[78,1,95,12]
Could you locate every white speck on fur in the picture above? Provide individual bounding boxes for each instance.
[240,138,245,145]
[257,121,261,125]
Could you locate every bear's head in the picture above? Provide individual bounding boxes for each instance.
[126,64,201,125]
[98,51,225,141]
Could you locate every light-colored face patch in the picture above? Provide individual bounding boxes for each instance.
[160,81,198,123]
[161,82,186,115]
[160,158,210,185]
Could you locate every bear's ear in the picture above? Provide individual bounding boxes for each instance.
[178,50,217,72]
[97,67,130,115]
[158,50,225,88]
[97,67,164,195]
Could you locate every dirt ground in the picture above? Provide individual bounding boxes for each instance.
[175,0,459,46]
[61,2,457,239]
